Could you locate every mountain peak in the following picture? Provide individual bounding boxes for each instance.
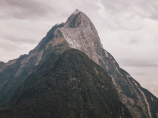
[64,9,91,28]
[72,9,80,15]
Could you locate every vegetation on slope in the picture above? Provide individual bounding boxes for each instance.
[0,49,132,118]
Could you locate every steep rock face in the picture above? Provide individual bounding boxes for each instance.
[0,62,5,70]
[0,60,16,72]
[0,49,132,118]
[55,10,158,118]
[0,50,44,107]
[60,10,103,65]
[0,23,68,107]
[0,9,158,118]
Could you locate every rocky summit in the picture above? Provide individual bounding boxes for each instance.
[0,9,158,118]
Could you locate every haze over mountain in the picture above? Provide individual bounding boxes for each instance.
[0,9,158,118]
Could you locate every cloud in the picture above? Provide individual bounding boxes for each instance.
[94,0,158,33]
[0,39,20,51]
[0,40,37,62]
[100,0,158,19]
[141,80,158,97]
[0,18,52,44]
[0,0,99,20]
[0,0,52,19]
[119,59,158,68]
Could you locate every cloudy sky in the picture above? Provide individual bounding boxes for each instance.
[0,0,158,97]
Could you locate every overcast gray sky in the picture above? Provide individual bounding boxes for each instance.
[0,0,158,97]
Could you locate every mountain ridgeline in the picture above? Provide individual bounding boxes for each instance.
[0,49,132,118]
[0,9,158,118]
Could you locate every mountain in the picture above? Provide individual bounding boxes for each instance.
[0,23,69,107]
[0,60,16,72]
[0,49,132,118]
[0,9,158,118]
[0,62,5,71]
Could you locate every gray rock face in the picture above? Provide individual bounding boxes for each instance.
[0,60,16,72]
[0,62,5,72]
[0,50,44,107]
[0,23,66,107]
[56,10,158,118]
[65,9,92,28]
[0,9,158,118]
